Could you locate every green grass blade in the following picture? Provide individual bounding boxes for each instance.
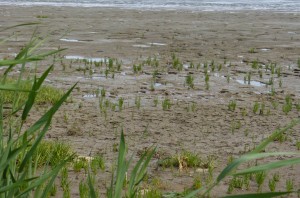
[135,148,155,183]
[233,157,300,176]
[0,58,43,67]
[19,83,76,172]
[14,37,36,61]
[87,172,97,198]
[23,83,77,137]
[183,187,206,198]
[18,121,51,172]
[114,130,128,198]
[223,191,293,198]
[0,177,37,193]
[217,152,295,183]
[21,65,53,121]
[2,143,29,171]
[0,99,3,150]
[16,157,72,197]
[128,154,146,195]
[250,119,299,154]
[0,84,31,92]
[30,48,66,60]
[0,23,40,32]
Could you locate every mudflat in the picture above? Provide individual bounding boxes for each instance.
[1,6,300,197]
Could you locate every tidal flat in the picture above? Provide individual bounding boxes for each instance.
[0,6,300,197]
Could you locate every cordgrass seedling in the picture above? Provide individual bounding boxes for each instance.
[247,72,251,84]
[79,180,89,198]
[286,179,294,192]
[243,174,250,190]
[252,60,259,69]
[241,108,248,116]
[189,62,194,69]
[253,102,260,114]
[193,176,202,189]
[49,184,57,197]
[296,141,300,150]
[255,171,266,192]
[268,178,277,192]
[228,100,237,111]
[162,98,171,111]
[231,176,244,189]
[135,96,141,109]
[118,97,124,111]
[249,48,256,53]
[185,74,194,89]
[227,74,230,83]
[218,64,222,71]
[73,157,89,172]
[90,155,105,174]
[283,95,293,114]
[272,173,280,182]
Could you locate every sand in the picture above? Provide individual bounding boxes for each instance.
[0,6,300,197]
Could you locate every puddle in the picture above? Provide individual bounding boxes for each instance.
[132,44,150,48]
[183,64,189,69]
[288,32,296,34]
[260,48,271,51]
[154,83,162,87]
[236,80,265,87]
[60,38,81,42]
[83,94,97,98]
[91,76,104,80]
[65,55,106,62]
[148,42,167,46]
[213,73,225,78]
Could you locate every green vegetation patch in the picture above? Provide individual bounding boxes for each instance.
[0,79,63,104]
[32,140,74,167]
[158,151,205,168]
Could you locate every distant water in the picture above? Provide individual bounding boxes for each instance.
[0,0,299,12]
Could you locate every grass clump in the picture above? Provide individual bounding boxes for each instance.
[90,154,105,174]
[286,179,294,192]
[0,79,63,104]
[255,171,267,192]
[79,180,89,198]
[162,98,171,110]
[268,178,277,192]
[73,157,89,172]
[33,140,75,167]
[158,151,203,169]
[248,48,256,53]
[36,15,48,18]
[228,100,237,111]
[185,74,194,89]
[283,95,293,114]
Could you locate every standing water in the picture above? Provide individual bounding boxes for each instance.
[0,0,299,12]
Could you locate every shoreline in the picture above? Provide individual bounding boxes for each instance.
[0,3,299,13]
